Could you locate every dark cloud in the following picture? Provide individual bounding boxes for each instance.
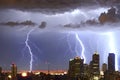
[63,20,99,29]
[0,20,36,27]
[63,7,120,29]
[64,24,81,29]
[0,0,95,9]
[0,0,119,9]
[99,7,120,24]
[39,21,47,29]
[0,0,119,13]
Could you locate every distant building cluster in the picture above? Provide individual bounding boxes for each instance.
[0,64,68,80]
[68,52,120,80]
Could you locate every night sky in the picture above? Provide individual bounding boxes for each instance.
[0,0,120,71]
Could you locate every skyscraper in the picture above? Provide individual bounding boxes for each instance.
[11,64,17,80]
[102,63,107,72]
[108,53,115,72]
[92,51,100,76]
[89,52,100,80]
[68,57,84,79]
[0,66,2,74]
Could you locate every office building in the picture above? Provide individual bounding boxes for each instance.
[108,53,115,72]
[11,64,17,80]
[68,57,84,78]
[102,63,107,72]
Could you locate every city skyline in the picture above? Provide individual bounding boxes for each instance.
[0,52,119,80]
[0,52,117,71]
[0,51,118,72]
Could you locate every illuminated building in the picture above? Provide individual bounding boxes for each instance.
[82,64,90,80]
[11,64,17,80]
[68,57,84,79]
[108,53,115,72]
[92,52,100,76]
[83,64,89,75]
[89,52,100,80]
[101,63,107,79]
[102,63,107,72]
[104,53,116,80]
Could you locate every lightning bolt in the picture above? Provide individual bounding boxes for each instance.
[107,32,118,71]
[66,32,86,63]
[66,34,75,54]
[101,32,119,71]
[75,33,86,63]
[25,28,35,72]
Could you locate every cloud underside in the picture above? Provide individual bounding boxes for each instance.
[0,21,47,29]
[0,0,119,10]
[0,20,36,26]
[1,20,120,32]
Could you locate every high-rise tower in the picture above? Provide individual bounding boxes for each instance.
[102,63,107,72]
[92,51,100,76]
[108,53,115,72]
[68,57,84,78]
[89,51,100,80]
[11,64,17,80]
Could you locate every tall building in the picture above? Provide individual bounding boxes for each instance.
[11,64,17,80]
[102,53,116,80]
[102,63,107,72]
[68,57,84,79]
[83,64,90,79]
[0,67,2,80]
[0,66,2,74]
[89,51,100,80]
[83,64,89,75]
[108,53,115,72]
[92,51,100,76]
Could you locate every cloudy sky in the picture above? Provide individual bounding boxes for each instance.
[0,0,120,71]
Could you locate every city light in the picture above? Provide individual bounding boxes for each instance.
[8,75,12,79]
[22,72,27,77]
[93,76,99,80]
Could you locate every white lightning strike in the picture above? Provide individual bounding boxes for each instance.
[66,34,75,55]
[107,32,118,71]
[75,33,86,63]
[67,33,86,63]
[25,29,35,72]
[66,33,86,63]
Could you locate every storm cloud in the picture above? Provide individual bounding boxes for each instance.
[1,7,120,32]
[0,0,95,8]
[0,20,36,27]
[0,0,119,12]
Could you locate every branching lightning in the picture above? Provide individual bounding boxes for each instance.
[67,32,86,63]
[25,29,35,72]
